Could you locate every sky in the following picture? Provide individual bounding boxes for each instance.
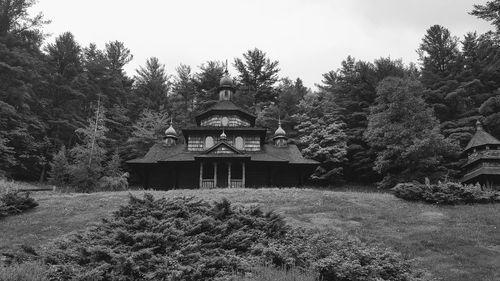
[31,0,494,90]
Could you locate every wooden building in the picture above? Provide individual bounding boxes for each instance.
[461,121,500,188]
[127,71,318,189]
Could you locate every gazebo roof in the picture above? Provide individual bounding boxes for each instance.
[464,121,500,152]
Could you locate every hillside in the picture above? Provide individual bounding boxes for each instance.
[1,188,499,281]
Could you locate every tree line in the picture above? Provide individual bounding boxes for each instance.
[1,0,499,189]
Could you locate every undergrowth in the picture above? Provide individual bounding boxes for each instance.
[5,194,427,280]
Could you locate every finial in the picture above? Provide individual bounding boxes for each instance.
[476,120,483,130]
[225,59,228,73]
[170,117,173,126]
[220,129,227,140]
[278,115,281,126]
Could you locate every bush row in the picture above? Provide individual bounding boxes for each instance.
[392,181,500,204]
[7,194,427,281]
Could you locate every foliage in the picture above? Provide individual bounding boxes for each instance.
[392,181,500,204]
[319,56,416,183]
[294,92,348,183]
[365,77,460,188]
[234,48,280,105]
[48,145,70,186]
[0,181,38,219]
[0,261,48,281]
[470,0,500,32]
[10,194,425,281]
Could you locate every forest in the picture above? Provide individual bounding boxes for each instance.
[1,0,500,189]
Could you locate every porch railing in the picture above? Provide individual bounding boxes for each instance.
[201,179,215,189]
[230,179,243,188]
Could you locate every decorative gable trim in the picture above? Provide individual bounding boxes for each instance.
[204,141,242,155]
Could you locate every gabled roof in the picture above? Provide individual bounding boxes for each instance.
[204,141,242,155]
[464,121,500,152]
[195,100,256,126]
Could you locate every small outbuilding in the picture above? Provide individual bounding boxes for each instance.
[461,120,500,188]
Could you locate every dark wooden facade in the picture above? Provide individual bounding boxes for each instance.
[127,71,318,189]
[461,121,500,188]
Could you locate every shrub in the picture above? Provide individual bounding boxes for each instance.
[392,181,500,204]
[0,181,38,219]
[0,262,48,281]
[13,194,426,281]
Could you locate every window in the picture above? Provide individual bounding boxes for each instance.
[221,117,229,127]
[205,136,214,149]
[235,136,244,150]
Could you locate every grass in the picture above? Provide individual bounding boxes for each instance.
[0,185,499,281]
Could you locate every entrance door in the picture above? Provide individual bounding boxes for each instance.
[217,162,228,188]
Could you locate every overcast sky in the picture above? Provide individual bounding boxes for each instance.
[32,0,493,89]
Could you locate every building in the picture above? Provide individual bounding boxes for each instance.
[461,120,500,188]
[127,71,319,189]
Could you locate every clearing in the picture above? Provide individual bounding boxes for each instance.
[1,188,499,281]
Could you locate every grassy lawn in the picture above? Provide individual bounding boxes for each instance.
[1,187,499,281]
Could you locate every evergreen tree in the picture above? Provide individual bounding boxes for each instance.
[471,0,500,32]
[126,109,170,159]
[294,92,348,183]
[234,48,280,105]
[194,60,225,111]
[48,145,70,186]
[133,57,170,115]
[365,77,460,188]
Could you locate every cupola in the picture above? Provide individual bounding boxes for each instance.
[164,119,178,146]
[219,68,234,101]
[273,118,288,147]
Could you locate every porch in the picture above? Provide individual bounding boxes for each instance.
[199,161,246,189]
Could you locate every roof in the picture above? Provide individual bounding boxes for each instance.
[464,122,500,152]
[127,143,319,165]
[195,100,256,125]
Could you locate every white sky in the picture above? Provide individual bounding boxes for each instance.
[32,0,493,89]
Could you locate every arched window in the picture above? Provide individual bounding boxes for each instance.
[235,136,244,150]
[205,136,214,149]
[221,116,229,127]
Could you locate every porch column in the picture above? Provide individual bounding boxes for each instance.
[242,162,246,188]
[214,162,218,188]
[199,162,203,188]
[228,162,232,188]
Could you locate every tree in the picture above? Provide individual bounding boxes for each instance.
[170,64,197,128]
[319,56,414,183]
[194,60,225,111]
[0,0,51,179]
[294,92,348,183]
[234,48,280,104]
[69,103,108,191]
[48,145,70,186]
[365,77,460,188]
[133,57,170,115]
[471,0,500,32]
[125,109,170,159]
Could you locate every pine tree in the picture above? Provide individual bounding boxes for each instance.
[234,48,280,105]
[48,146,70,186]
[365,77,460,188]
